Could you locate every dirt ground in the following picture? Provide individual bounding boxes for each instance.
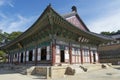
[0,66,120,80]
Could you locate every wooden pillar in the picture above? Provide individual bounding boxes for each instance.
[9,54,11,63]
[24,51,26,64]
[18,53,19,64]
[52,43,56,66]
[69,46,72,64]
[79,51,81,64]
[75,55,76,64]
[8,54,9,63]
[35,47,38,65]
[80,49,83,64]
[89,49,92,63]
[11,54,13,64]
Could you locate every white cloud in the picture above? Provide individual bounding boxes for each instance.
[88,12,120,33]
[8,1,14,7]
[0,14,38,33]
[0,0,37,33]
[0,12,7,19]
[0,0,14,7]
[0,0,5,6]
[86,1,120,33]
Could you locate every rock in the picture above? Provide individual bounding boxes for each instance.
[101,64,107,69]
[80,66,87,72]
[65,67,75,75]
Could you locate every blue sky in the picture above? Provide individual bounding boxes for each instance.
[0,0,120,33]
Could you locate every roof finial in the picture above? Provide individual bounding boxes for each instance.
[48,3,51,7]
[72,6,77,12]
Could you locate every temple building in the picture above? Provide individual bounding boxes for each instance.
[1,5,112,66]
[99,33,120,65]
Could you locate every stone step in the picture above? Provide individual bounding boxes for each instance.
[26,66,35,75]
[82,64,102,72]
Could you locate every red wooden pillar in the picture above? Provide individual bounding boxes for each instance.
[69,46,72,64]
[79,51,81,64]
[35,48,38,65]
[75,55,76,64]
[52,44,56,66]
[80,49,83,64]
[75,50,76,64]
[89,49,92,63]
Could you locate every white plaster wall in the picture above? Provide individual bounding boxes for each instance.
[37,48,41,61]
[78,49,81,63]
[75,50,77,63]
[47,46,50,60]
[95,51,99,62]
[16,53,18,62]
[56,45,60,54]
[91,51,94,63]
[32,49,35,61]
[87,51,90,63]
[65,47,69,60]
[77,49,80,63]
[55,45,60,63]
[82,50,84,63]
[23,52,25,62]
[13,54,15,62]
[83,50,90,63]
[72,48,75,55]
[72,48,75,63]
[19,53,21,62]
[26,51,29,61]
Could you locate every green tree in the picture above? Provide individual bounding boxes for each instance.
[8,31,22,41]
[100,30,120,35]
[116,30,120,34]
[0,31,9,43]
[100,32,111,35]
[0,31,22,62]
[0,50,6,62]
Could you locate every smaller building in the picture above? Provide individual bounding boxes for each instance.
[99,33,120,65]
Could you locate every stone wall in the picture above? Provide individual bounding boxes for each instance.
[33,66,67,79]
[50,66,66,78]
[35,66,47,76]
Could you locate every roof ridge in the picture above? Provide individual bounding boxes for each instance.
[62,11,77,18]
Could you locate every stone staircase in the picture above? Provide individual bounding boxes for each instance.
[81,63,102,72]
[2,63,112,78]
[70,65,85,74]
[67,63,104,74]
[7,65,35,75]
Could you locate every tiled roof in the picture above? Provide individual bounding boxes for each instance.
[62,12,114,41]
[62,11,77,18]
[88,32,114,40]
[111,34,120,40]
[62,11,90,31]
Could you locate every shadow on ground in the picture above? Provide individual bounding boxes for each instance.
[112,65,120,70]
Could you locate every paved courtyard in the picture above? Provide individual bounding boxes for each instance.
[0,66,120,80]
